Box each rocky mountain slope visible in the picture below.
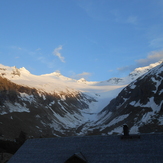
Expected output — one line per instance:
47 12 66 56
0 61 162 139
86 61 163 135
0 76 97 138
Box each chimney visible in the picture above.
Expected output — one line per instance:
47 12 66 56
123 124 129 136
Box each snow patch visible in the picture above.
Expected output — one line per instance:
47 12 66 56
107 126 122 135
158 116 163 125
49 101 55 106
130 97 161 113
19 93 35 103
129 84 136 89
130 101 136 106
0 102 30 115
130 125 139 134
42 95 46 100
108 114 129 127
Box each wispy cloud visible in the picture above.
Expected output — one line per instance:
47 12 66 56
53 45 65 62
117 65 135 72
117 50 163 72
136 51 163 66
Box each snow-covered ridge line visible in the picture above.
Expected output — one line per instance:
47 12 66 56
0 61 161 90
0 61 162 112
0 61 163 137
100 61 163 85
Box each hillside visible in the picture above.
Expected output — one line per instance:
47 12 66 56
0 61 162 138
0 76 96 138
86 61 163 135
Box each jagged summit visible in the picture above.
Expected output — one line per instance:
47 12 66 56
19 67 31 74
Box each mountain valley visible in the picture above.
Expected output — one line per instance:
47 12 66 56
0 61 163 139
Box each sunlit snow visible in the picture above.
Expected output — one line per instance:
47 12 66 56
0 62 162 123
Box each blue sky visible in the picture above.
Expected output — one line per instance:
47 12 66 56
1 0 163 81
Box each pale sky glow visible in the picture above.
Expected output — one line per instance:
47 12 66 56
1 0 163 81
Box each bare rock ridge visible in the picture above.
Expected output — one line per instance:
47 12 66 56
0 61 163 138
90 61 163 135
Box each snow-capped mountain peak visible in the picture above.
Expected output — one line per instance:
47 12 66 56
0 61 162 113
99 61 163 86
1 60 163 138
129 61 162 80
77 78 88 83
19 67 31 75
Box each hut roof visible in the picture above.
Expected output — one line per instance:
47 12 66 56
8 134 163 163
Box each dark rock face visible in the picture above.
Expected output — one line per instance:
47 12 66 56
90 62 163 135
0 77 96 139
1 62 163 138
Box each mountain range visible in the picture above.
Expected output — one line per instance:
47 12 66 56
0 61 162 139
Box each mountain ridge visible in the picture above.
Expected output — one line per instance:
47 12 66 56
0 61 162 138
1 61 161 112
85 61 163 135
